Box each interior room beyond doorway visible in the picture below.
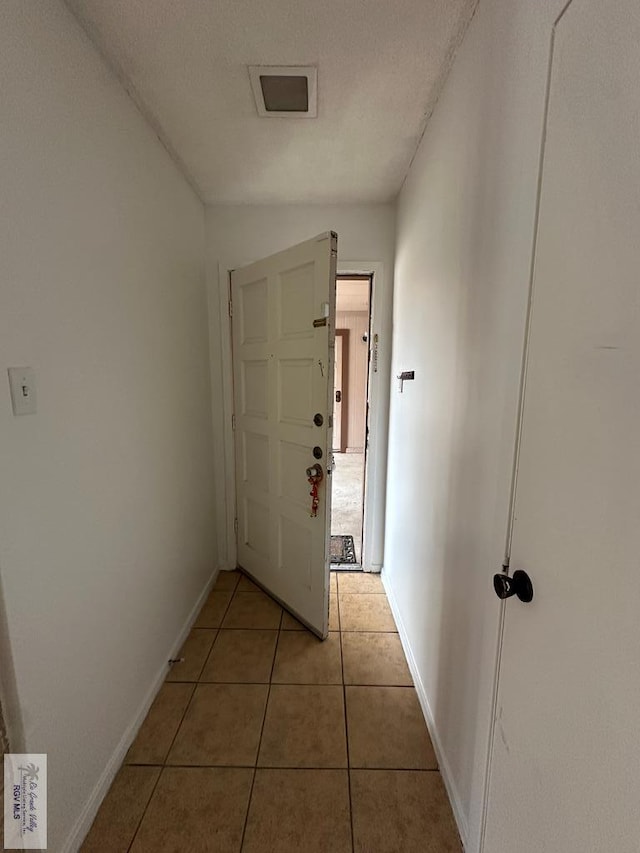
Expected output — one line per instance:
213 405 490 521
331 275 371 568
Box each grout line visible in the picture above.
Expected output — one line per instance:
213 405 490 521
192 632 218 682
195 587 240 668
191 626 396 631
124 762 440 771
152 581 240 764
238 604 282 850
157 684 197 767
166 679 411 687
337 591 355 853
125 679 197 852
197 625 284 631
239 767 257 851
125 766 165 853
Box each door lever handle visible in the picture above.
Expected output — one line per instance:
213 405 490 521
493 569 534 603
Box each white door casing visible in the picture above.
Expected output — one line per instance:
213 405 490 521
231 233 337 637
333 331 345 451
336 263 385 572
485 2 640 851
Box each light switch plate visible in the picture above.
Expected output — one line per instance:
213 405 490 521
8 367 37 415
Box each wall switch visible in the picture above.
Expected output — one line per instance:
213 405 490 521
8 367 37 415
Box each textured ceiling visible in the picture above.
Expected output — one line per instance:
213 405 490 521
65 0 476 205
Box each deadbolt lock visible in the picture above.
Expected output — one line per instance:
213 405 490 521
313 446 323 459
313 413 324 427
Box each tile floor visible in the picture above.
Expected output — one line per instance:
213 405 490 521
82 571 461 853
331 452 365 563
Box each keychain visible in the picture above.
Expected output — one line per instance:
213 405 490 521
306 464 324 517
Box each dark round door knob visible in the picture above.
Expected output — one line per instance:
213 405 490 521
493 569 534 603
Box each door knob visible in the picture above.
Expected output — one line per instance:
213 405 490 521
335 390 342 403
493 569 534 603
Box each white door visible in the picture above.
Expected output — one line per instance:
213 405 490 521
231 233 337 638
485 3 640 851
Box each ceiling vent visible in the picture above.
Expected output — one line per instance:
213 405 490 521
249 66 317 118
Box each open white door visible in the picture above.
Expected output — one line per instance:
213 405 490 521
485 3 640 850
230 233 337 638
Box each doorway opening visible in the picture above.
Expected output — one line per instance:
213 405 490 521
330 274 372 570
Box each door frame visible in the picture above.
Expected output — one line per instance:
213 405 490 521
215 257 389 575
333 329 349 453
335 262 385 573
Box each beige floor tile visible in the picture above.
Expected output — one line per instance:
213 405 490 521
346 686 437 769
212 570 241 592
222 590 282 629
243 769 352 853
193 590 233 629
281 609 305 630
237 573 261 592
167 683 268 766
338 572 384 594
126 683 194 765
165 629 216 682
200 629 277 683
351 770 461 853
342 632 412 686
330 573 338 593
280 596 339 631
81 766 160 852
272 631 342 684
130 767 252 853
339 593 396 631
258 685 347 768
329 593 340 630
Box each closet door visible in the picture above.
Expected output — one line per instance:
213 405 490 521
485 3 640 851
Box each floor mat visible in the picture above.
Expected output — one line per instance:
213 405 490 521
330 534 357 565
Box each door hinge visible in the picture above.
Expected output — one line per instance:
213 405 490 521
231 413 236 431
228 297 233 317
234 517 239 538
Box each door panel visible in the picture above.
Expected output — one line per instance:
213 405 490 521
231 233 337 637
485 3 640 851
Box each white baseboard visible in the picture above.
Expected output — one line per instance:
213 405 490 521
382 571 470 851
61 564 222 853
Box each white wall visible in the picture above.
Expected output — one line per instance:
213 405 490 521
384 0 565 850
206 204 395 571
0 2 216 849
